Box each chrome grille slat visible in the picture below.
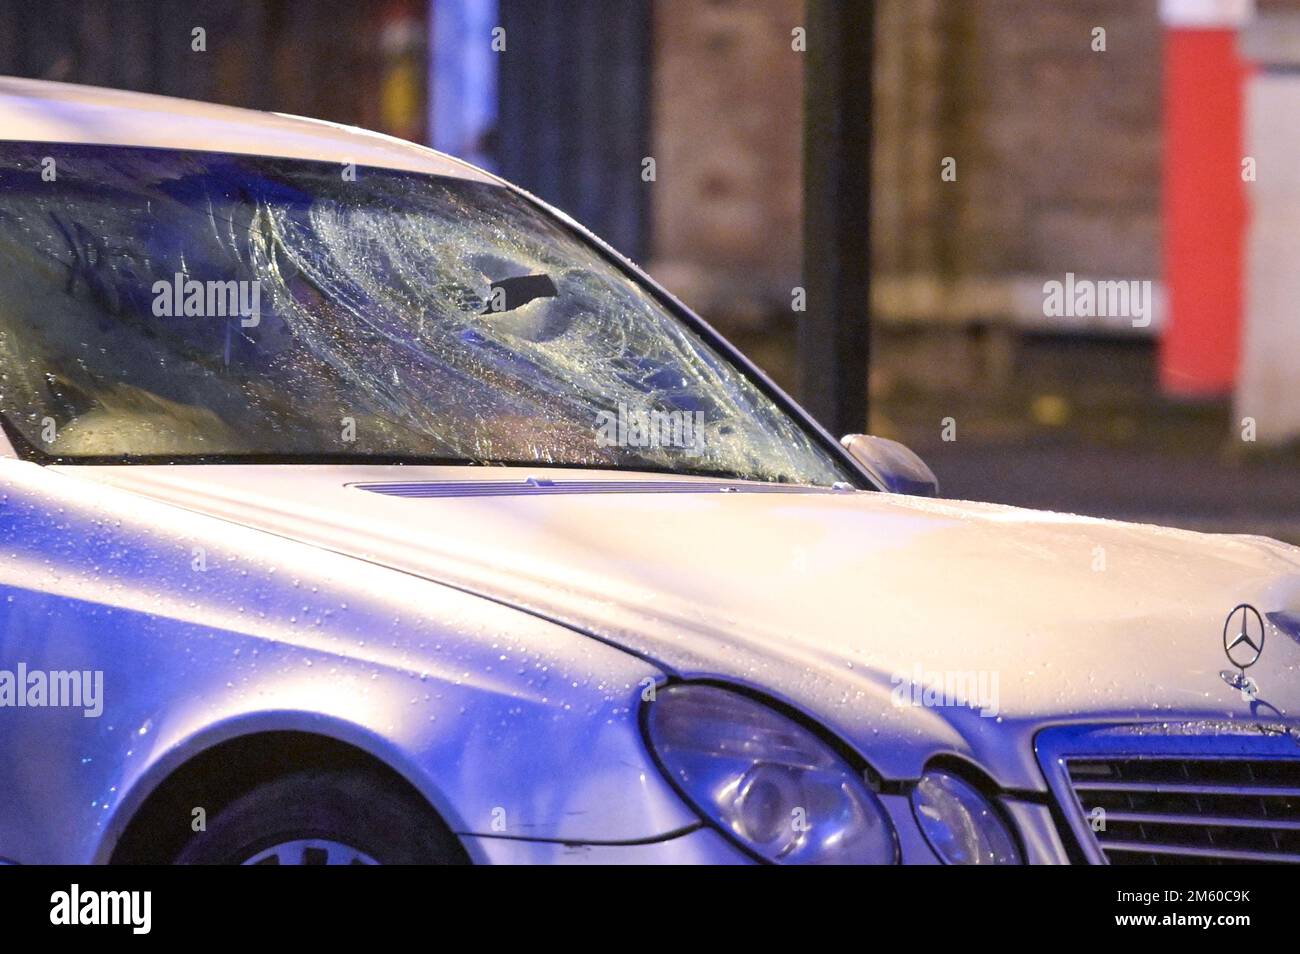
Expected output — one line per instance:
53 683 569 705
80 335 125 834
1071 780 1300 798
1036 723 1300 865
1104 811 1300 831
1101 841 1300 864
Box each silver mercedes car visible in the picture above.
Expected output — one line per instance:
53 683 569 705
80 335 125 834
2 78 1298 866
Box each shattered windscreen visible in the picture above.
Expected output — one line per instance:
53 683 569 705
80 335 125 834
0 143 853 486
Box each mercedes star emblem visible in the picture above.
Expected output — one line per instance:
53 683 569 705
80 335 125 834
1223 603 1266 670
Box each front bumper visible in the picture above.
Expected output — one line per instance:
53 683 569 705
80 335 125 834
459 794 1072 864
459 826 751 864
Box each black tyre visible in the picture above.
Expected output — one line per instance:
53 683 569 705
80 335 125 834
175 768 466 865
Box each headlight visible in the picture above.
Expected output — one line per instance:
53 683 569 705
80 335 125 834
644 683 897 864
910 770 1022 864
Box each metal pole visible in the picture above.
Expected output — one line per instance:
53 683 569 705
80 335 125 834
800 0 873 437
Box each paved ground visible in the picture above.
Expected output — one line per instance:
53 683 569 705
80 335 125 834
735 325 1300 544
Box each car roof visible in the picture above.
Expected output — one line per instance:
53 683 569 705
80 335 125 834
0 76 497 183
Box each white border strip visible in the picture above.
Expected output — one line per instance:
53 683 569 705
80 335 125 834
1159 0 1255 29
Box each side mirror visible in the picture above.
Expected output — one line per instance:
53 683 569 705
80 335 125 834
840 434 940 497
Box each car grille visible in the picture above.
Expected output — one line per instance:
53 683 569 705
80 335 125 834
1065 755 1300 864
1037 723 1300 865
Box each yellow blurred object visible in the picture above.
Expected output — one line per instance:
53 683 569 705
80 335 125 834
379 3 425 143
381 61 421 141
1030 394 1070 428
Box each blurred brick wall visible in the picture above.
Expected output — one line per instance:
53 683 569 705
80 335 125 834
874 0 1164 327
875 0 1162 278
649 0 1168 332
649 0 805 327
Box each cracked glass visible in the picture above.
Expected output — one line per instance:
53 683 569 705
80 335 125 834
0 144 853 486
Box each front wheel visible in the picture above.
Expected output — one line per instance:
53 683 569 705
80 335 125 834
174 768 466 865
